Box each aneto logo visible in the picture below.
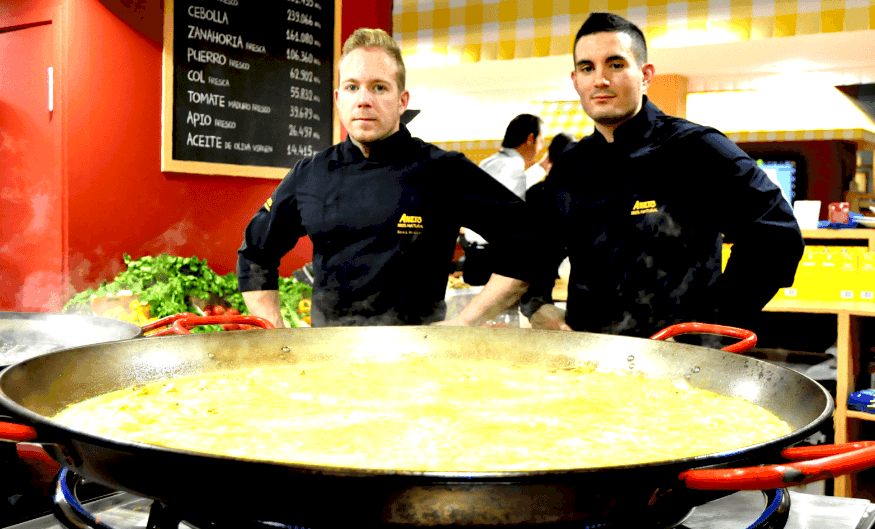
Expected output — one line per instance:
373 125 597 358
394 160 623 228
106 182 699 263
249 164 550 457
397 213 424 234
631 200 658 215
399 213 423 224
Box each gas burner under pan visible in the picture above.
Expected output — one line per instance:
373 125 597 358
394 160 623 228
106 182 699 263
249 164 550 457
37 468 859 529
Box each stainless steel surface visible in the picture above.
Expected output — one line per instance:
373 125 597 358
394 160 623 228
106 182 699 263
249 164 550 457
4 494 176 529
0 314 141 529
0 312 141 366
682 490 875 529
1 326 833 428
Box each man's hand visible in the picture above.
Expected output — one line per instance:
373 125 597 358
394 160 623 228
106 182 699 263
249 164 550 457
241 290 285 329
539 153 552 173
435 274 529 326
434 316 467 326
528 304 572 331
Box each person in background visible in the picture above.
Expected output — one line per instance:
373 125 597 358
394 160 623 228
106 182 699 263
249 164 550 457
524 132 575 191
237 29 548 328
517 132 577 312
445 12 804 339
461 114 544 286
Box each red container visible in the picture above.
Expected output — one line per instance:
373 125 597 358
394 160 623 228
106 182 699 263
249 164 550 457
829 202 850 224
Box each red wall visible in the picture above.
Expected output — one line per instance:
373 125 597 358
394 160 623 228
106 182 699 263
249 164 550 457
0 0 392 311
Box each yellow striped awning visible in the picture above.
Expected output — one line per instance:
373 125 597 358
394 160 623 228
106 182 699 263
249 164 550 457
727 129 875 150
393 0 875 65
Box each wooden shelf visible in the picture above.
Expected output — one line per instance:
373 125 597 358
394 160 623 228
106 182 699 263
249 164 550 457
767 229 875 498
801 229 875 251
764 296 870 498
848 411 875 422
764 298 875 316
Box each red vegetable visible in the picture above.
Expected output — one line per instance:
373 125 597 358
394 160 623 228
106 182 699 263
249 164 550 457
221 323 255 331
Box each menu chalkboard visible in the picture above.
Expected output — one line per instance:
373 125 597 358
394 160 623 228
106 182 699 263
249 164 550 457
161 0 338 178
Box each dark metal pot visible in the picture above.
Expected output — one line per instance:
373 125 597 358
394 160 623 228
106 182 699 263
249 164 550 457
0 324 869 527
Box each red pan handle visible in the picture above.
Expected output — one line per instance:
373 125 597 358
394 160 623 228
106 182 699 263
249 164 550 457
16 442 61 474
0 422 38 442
170 315 275 334
649 322 757 353
140 312 199 336
143 313 275 336
680 441 875 490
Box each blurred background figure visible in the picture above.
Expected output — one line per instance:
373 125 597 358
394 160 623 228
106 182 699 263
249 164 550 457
524 132 575 191
461 114 544 286
525 132 575 200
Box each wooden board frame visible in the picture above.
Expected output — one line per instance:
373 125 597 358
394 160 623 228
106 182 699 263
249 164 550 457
160 0 341 179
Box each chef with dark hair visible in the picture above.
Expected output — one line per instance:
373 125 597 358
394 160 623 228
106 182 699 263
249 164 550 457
461 113 544 286
445 13 804 338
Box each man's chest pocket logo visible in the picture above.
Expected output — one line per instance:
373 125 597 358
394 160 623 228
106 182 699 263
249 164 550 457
397 213 424 235
631 200 658 215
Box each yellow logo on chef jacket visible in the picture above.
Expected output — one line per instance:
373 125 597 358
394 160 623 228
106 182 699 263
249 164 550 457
397 213 424 235
264 197 273 211
631 200 658 215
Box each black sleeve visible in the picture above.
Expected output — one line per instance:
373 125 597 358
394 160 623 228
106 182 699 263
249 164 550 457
237 162 309 292
518 263 562 318
447 153 558 282
519 179 567 318
696 133 805 325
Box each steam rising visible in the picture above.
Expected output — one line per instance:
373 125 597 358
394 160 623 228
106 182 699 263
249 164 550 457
600 205 722 345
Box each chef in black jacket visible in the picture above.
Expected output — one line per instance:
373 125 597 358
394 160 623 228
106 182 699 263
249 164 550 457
445 13 804 338
237 28 546 327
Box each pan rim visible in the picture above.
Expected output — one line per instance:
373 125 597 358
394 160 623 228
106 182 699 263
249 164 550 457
0 327 836 480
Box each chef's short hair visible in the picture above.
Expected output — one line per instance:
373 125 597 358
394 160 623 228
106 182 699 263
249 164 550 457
573 12 648 66
340 28 406 92
501 114 543 149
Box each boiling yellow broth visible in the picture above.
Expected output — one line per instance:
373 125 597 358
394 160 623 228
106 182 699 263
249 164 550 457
51 358 791 471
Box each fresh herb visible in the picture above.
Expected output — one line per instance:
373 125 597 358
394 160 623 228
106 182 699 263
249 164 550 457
279 276 312 328
64 254 312 330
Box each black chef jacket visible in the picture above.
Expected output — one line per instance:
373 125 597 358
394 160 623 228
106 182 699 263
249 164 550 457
523 97 804 337
238 125 548 326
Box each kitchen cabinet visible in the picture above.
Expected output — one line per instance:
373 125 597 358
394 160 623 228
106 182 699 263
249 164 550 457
763 228 875 499
800 228 875 251
0 22 64 311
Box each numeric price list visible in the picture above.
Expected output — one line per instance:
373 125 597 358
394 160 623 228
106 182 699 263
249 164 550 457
171 0 334 169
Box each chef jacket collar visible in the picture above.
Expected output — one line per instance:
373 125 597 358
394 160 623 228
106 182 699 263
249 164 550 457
590 95 658 149
340 124 414 164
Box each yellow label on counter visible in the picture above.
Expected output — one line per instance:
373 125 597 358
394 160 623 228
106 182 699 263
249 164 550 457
860 254 875 302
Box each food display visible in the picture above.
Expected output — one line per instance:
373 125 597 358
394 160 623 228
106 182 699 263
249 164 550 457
89 294 156 326
63 254 312 330
447 273 471 289
52 357 791 471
